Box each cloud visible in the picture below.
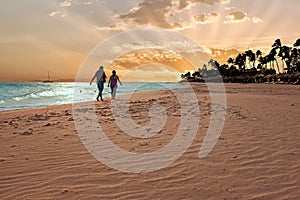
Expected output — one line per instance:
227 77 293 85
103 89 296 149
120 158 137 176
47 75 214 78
252 16 263 23
224 11 249 24
96 18 142 31
118 0 174 29
117 63 182 82
48 10 67 18
224 11 263 24
171 0 231 10
98 0 231 30
49 11 59 17
83 2 93 5
219 0 231 4
224 6 235 11
109 49 193 72
193 12 220 24
210 48 241 63
59 1 72 7
188 0 231 5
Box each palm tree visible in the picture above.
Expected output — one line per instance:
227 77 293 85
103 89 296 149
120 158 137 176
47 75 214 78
181 71 191 80
214 60 220 71
255 50 262 66
256 50 262 57
270 39 282 73
227 57 234 66
293 38 300 47
245 50 256 68
272 38 282 49
268 48 280 73
234 53 246 71
293 38 300 72
208 59 216 69
259 56 267 70
186 71 191 79
219 64 229 76
278 46 291 73
291 48 299 73
192 71 201 79
200 64 208 76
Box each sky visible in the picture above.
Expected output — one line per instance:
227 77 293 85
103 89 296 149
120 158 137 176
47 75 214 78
0 0 299 82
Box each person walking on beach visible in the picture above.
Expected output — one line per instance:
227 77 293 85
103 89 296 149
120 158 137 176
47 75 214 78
90 66 107 101
108 70 122 100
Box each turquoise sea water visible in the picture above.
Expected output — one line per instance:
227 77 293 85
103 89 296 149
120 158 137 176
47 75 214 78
0 82 185 111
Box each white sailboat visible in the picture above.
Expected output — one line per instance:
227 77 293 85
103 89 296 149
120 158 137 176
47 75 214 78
43 72 53 83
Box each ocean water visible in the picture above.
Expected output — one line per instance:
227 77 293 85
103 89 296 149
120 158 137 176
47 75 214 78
0 82 185 111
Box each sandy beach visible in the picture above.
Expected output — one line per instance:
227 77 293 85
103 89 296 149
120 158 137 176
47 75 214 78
0 83 299 200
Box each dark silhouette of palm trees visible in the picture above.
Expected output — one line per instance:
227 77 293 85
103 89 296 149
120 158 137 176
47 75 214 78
259 56 267 69
226 57 239 77
208 59 216 69
255 50 262 70
192 71 201 79
269 39 282 73
227 57 234 65
180 38 300 83
272 39 282 49
234 53 246 70
291 48 299 73
268 48 280 73
245 50 256 69
278 45 291 73
292 39 300 72
293 39 300 47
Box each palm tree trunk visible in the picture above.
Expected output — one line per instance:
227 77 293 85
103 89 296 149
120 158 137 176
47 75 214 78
275 60 280 73
281 59 285 73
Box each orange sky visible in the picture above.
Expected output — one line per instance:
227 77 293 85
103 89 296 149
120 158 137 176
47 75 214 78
0 0 299 82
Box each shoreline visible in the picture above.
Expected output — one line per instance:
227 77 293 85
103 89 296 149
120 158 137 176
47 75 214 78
1 82 299 113
0 82 186 112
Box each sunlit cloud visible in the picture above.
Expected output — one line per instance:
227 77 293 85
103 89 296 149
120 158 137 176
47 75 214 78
219 0 231 4
224 6 235 11
210 48 241 63
252 16 263 24
107 48 198 74
120 64 181 82
120 40 209 55
83 1 93 5
117 0 174 29
191 0 231 5
224 11 250 24
49 11 59 17
96 18 142 31
193 12 220 24
97 0 232 31
59 1 72 7
224 11 263 24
